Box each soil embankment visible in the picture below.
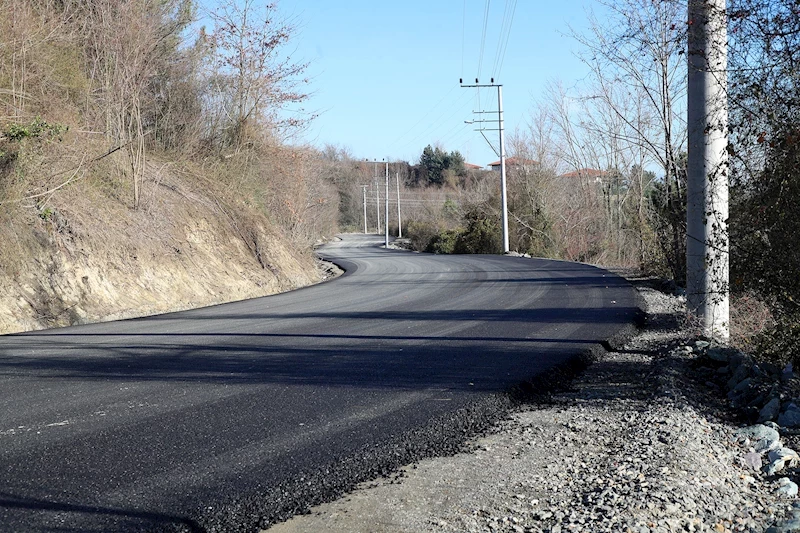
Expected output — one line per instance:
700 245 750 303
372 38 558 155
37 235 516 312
0 163 321 334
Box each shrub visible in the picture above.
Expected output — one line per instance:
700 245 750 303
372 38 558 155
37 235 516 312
425 229 459 254
453 210 502 254
404 220 440 252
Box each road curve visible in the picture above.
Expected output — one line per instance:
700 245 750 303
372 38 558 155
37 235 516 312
0 235 640 532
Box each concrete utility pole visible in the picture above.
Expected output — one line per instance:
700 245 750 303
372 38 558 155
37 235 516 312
374 160 381 234
460 78 510 253
385 161 390 248
497 85 510 254
687 0 729 341
362 185 369 234
396 172 402 239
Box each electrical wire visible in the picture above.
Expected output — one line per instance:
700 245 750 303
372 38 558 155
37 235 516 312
490 0 513 78
476 0 491 112
495 0 518 78
461 0 467 76
396 91 474 153
477 0 491 80
438 121 473 149
386 84 459 149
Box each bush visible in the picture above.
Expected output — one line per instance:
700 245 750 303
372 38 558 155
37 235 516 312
453 210 502 254
404 220 440 252
752 314 800 367
425 229 459 254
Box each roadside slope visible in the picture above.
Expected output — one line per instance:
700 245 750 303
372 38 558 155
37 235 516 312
0 161 321 334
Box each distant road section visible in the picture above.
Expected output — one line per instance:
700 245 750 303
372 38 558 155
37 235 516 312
0 234 639 532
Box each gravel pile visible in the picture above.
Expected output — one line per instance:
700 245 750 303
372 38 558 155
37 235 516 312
267 283 800 533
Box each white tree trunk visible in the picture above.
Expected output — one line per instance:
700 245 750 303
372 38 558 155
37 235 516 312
687 0 729 340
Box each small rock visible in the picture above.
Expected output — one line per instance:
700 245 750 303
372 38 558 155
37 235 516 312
769 448 800 467
783 363 794 383
733 378 753 393
766 520 800 533
743 452 763 471
707 347 729 362
759 398 782 424
695 340 711 350
756 436 782 454
728 363 752 390
766 457 788 476
779 403 800 428
736 424 780 444
776 477 799 498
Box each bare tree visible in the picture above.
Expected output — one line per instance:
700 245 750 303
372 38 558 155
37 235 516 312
207 0 309 150
572 0 688 280
84 0 190 208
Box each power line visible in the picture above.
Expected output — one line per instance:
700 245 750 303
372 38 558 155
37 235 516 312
494 0 518 78
461 0 467 76
387 84 459 150
476 0 491 112
438 121 473 149
490 0 513 78
396 91 474 153
477 0 492 80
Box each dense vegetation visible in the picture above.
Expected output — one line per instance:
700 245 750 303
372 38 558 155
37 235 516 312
0 0 346 281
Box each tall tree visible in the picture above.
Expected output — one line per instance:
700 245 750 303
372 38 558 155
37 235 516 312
572 0 688 281
208 0 309 149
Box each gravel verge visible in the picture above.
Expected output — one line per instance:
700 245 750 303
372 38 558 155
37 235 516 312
266 282 799 533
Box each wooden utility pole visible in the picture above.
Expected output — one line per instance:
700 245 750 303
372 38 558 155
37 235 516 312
687 0 729 340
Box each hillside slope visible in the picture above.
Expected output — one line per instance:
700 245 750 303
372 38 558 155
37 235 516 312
0 159 322 334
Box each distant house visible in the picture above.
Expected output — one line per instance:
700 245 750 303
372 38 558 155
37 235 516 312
464 162 483 171
487 157 538 172
558 168 607 184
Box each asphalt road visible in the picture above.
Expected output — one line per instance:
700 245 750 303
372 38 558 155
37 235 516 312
0 234 640 532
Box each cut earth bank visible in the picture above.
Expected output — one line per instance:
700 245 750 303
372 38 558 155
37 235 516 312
268 280 800 533
0 171 336 335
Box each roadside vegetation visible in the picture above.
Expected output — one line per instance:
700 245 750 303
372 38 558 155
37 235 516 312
0 0 353 330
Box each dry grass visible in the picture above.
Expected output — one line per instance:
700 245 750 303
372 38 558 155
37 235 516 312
729 291 775 351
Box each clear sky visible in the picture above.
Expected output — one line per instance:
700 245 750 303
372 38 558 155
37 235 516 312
269 1 603 167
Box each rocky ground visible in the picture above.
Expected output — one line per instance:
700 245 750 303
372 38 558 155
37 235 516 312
267 280 800 533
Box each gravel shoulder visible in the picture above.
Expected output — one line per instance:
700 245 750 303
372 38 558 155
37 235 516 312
266 282 798 533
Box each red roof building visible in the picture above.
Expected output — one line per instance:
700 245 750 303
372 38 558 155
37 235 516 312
487 157 538 171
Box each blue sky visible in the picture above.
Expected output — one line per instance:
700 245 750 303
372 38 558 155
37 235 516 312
251 1 604 166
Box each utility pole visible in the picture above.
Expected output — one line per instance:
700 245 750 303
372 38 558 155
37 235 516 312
385 161 390 248
460 78 510 253
361 185 368 234
373 159 381 234
396 172 402 239
687 0 729 341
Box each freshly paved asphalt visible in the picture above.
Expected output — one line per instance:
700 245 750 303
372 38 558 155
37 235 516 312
0 234 640 532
